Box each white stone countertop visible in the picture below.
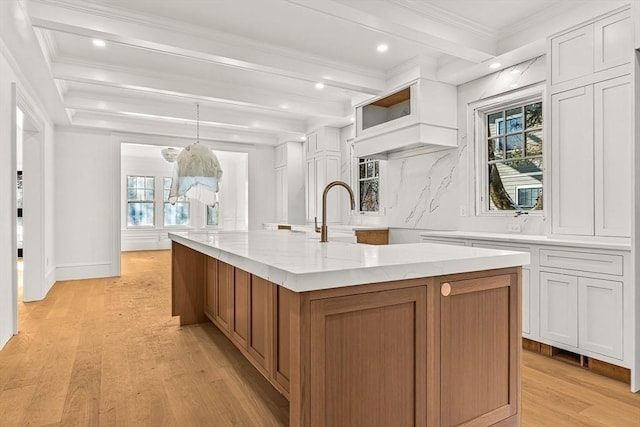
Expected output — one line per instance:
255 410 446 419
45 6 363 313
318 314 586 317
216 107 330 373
419 230 631 251
169 230 530 293
262 222 389 233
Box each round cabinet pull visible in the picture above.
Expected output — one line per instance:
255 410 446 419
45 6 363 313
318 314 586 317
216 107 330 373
441 282 451 297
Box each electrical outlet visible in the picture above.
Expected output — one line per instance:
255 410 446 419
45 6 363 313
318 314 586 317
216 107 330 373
459 205 467 217
508 223 522 233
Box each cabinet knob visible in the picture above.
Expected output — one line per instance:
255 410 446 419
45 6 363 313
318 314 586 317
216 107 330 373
441 282 451 297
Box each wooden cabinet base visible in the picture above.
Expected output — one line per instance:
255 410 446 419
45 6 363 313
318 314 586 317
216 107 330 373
172 242 522 427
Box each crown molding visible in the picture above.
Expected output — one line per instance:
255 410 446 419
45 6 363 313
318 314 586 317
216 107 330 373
387 0 497 41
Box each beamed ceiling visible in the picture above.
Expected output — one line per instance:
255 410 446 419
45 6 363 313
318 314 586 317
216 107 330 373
18 0 629 146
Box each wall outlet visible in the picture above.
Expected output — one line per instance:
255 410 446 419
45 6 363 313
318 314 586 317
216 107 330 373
507 223 522 233
459 205 467 217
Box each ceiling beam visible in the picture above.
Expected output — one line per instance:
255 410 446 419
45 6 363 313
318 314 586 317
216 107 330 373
28 0 386 94
285 0 497 64
64 91 308 135
52 60 348 119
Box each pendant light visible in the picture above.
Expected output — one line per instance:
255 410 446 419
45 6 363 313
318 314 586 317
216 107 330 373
167 103 223 205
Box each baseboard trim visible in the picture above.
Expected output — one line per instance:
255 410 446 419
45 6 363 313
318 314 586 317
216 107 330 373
56 262 115 281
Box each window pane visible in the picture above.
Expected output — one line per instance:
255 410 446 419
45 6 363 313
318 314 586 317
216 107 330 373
488 159 543 211
516 187 543 210
145 189 154 200
127 202 154 226
360 180 379 212
525 130 543 156
505 108 523 133
487 112 503 137
525 102 542 129
164 177 171 190
366 161 374 178
506 134 523 159
164 202 189 226
207 203 219 226
127 188 136 200
488 137 504 161
374 162 379 177
127 176 135 188
145 177 154 188
359 163 366 179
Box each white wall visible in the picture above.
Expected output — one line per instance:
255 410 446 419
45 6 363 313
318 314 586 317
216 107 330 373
121 143 249 251
55 128 120 280
384 56 547 243
248 144 276 230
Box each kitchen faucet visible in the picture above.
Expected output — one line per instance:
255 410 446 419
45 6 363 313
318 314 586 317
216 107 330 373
316 181 356 242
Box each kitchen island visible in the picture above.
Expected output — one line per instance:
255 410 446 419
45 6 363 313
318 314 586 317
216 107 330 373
170 230 530 427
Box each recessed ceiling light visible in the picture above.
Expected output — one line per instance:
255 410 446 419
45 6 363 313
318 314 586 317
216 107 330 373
511 83 519 88
510 69 521 74
300 135 307 141
281 104 289 109
489 62 501 69
92 39 106 48
377 44 388 53
350 117 355 122
315 82 325 90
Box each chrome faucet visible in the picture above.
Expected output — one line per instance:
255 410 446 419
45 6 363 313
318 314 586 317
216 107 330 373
319 181 356 242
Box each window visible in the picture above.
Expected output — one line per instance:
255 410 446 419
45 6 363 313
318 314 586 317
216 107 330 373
206 202 219 226
485 100 543 212
358 158 379 212
163 177 189 226
127 176 155 226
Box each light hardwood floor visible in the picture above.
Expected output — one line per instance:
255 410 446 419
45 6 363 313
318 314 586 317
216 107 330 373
1 250 638 426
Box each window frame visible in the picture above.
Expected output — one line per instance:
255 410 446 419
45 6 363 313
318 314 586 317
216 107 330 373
472 84 546 217
349 142 385 216
126 175 156 228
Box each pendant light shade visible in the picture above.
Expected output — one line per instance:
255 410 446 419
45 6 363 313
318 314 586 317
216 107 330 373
167 103 223 205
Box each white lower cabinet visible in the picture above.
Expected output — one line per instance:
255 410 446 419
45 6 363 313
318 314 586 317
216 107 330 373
522 268 531 335
578 277 623 359
540 272 578 347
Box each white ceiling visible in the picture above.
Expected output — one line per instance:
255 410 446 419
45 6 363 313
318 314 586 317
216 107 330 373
23 0 629 146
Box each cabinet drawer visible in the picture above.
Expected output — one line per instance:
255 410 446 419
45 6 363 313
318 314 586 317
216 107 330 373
420 237 466 246
539 249 622 276
471 242 530 253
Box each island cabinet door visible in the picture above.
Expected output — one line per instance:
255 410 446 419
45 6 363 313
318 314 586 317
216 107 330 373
438 270 520 427
231 269 250 348
246 275 273 374
213 261 234 333
309 286 427 427
204 257 217 320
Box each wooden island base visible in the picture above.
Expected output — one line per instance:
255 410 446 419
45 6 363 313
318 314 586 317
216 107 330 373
172 242 522 427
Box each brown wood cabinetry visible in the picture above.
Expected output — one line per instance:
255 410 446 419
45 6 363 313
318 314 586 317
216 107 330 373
172 242 521 427
354 229 389 245
309 286 427 426
438 271 520 427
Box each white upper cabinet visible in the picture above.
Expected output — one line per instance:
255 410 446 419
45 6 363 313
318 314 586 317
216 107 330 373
550 9 631 91
551 85 594 236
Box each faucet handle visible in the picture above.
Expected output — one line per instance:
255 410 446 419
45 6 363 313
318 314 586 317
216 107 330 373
314 216 320 233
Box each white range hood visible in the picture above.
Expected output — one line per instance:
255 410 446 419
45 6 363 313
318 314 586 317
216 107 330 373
353 78 458 159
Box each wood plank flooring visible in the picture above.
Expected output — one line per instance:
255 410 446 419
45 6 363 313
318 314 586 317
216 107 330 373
1 250 638 426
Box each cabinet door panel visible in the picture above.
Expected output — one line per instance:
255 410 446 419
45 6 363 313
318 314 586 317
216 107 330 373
232 269 250 348
248 275 272 372
305 159 316 222
594 75 631 237
594 11 632 72
551 24 594 85
324 155 341 224
522 268 531 335
274 286 292 392
215 261 234 333
205 257 217 319
540 272 578 346
440 273 518 427
551 86 594 235
578 277 623 359
310 287 427 427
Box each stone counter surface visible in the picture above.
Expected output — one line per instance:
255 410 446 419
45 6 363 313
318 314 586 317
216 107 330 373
169 230 529 292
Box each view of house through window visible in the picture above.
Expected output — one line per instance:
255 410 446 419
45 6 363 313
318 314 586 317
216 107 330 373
163 177 189 226
358 158 379 212
127 176 155 226
486 100 543 211
207 202 219 226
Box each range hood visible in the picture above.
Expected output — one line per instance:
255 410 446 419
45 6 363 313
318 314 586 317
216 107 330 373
353 79 458 159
